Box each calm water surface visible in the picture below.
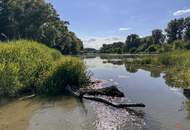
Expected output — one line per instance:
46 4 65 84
0 55 190 130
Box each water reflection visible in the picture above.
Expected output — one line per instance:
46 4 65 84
92 55 190 129
28 96 97 130
100 56 190 88
102 58 162 78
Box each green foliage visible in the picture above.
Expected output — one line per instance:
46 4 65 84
0 40 88 97
125 34 141 52
0 63 21 97
132 50 190 88
165 17 190 42
165 18 184 43
100 42 124 53
145 45 158 53
0 0 83 54
83 48 98 53
172 40 190 50
140 56 156 65
152 29 165 44
44 57 89 95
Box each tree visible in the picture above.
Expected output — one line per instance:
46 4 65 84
112 42 124 54
165 18 184 43
136 36 153 52
0 0 83 54
125 34 140 52
100 42 124 54
152 29 165 44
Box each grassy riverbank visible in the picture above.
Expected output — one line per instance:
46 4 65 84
131 50 190 88
0 40 89 97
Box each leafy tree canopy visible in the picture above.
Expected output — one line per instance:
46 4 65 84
0 0 83 54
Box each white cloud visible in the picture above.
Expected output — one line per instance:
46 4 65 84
82 36 125 49
119 27 131 31
173 8 190 16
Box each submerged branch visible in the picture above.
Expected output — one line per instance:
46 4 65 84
66 85 145 108
83 95 145 108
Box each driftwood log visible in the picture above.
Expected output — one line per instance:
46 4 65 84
83 95 145 108
79 85 125 97
66 85 145 108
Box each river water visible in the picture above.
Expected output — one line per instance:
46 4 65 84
0 55 190 130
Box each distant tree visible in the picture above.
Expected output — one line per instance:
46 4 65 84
112 42 124 53
152 29 165 44
83 48 97 53
136 36 153 52
99 17 190 54
100 42 124 54
125 34 140 52
165 18 184 43
141 36 153 46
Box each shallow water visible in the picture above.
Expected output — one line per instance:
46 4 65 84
0 55 190 130
85 56 190 130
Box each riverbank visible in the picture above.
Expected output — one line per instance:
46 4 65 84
128 50 190 88
0 40 89 97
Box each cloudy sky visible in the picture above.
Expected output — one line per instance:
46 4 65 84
48 0 190 49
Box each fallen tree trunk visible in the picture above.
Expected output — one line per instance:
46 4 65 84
66 85 145 108
79 85 124 97
83 95 145 108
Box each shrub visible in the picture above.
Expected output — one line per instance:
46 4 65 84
145 44 162 53
0 40 88 97
0 63 21 97
172 40 190 50
43 57 89 95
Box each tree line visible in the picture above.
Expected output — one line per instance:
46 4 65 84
0 0 83 54
100 17 190 53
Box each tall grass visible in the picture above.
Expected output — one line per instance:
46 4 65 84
0 40 89 97
133 50 190 88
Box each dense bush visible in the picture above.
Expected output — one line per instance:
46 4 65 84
0 40 88 97
44 57 89 95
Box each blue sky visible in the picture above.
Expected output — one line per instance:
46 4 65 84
48 0 190 49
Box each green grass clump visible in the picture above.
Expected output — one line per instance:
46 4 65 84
159 50 190 67
162 51 190 88
0 40 89 97
132 50 190 88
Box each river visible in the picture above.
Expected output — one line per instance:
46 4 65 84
0 55 190 130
